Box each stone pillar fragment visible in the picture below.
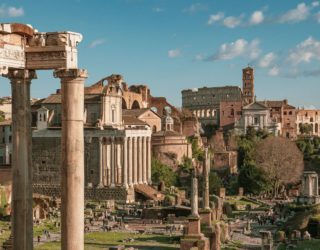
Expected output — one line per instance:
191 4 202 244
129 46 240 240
142 136 147 183
203 148 210 210
128 137 133 186
6 69 37 250
147 137 151 184
54 68 87 250
98 137 104 187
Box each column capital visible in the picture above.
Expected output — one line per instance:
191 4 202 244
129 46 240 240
53 68 88 79
5 68 37 81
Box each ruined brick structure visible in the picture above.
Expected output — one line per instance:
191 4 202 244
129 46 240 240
296 109 320 137
181 67 254 131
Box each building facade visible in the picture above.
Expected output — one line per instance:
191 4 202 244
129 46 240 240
296 109 320 137
234 101 279 135
32 74 152 202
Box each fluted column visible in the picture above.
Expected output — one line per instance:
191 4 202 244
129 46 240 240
128 137 133 186
54 68 87 250
133 137 138 184
142 136 147 184
111 137 115 187
147 137 152 184
98 137 104 187
117 139 122 185
138 137 143 184
106 140 111 186
6 69 36 250
123 137 128 188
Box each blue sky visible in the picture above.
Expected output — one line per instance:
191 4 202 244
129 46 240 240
0 0 319 108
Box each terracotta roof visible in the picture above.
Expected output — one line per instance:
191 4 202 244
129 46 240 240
40 94 101 104
122 115 148 126
123 108 161 118
258 100 287 108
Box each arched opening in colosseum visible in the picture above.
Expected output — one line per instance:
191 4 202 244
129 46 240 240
122 98 128 109
131 100 140 109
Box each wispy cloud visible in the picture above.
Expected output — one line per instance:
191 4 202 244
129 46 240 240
205 38 261 61
223 16 242 28
89 39 106 48
183 3 207 14
287 37 320 65
268 66 280 76
0 5 24 18
279 2 312 23
153 7 164 13
207 12 224 25
168 49 181 58
258 52 277 68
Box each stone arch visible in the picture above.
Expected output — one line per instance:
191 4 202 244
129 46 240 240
131 100 140 109
122 98 127 109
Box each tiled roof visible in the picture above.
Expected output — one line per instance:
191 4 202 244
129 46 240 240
122 115 147 126
152 130 182 137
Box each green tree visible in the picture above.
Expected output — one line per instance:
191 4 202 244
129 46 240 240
151 157 177 187
237 137 255 167
209 171 223 195
299 123 313 135
296 140 307 153
0 111 4 122
238 163 269 195
190 137 204 161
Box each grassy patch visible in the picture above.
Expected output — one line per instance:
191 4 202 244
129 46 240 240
277 239 320 250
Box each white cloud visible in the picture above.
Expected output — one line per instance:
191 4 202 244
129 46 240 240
223 16 242 28
207 38 261 61
0 5 24 18
288 37 320 64
268 66 280 76
89 39 106 48
250 11 264 25
183 3 207 14
258 52 277 68
312 1 320 7
168 49 181 58
279 3 310 23
153 7 164 13
207 12 224 25
194 54 204 61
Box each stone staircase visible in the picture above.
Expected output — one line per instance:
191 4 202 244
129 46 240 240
134 184 164 201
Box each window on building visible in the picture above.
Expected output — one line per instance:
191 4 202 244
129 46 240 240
289 111 292 115
90 170 94 175
284 111 287 115
230 109 234 116
9 136 11 143
311 118 314 122
254 117 259 125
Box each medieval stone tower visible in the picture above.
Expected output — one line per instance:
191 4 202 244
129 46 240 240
242 66 254 104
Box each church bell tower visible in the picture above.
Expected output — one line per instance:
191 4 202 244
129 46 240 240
242 66 254 104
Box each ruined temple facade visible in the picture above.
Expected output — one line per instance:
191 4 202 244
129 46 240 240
32 75 152 202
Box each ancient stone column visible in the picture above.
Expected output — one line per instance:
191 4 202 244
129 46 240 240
123 137 128 187
98 137 104 187
147 137 152 184
6 69 36 250
106 139 111 186
111 137 115 187
54 68 87 250
128 137 133 186
117 139 122 185
133 137 138 184
203 148 210 210
191 171 199 217
142 136 147 184
138 137 143 184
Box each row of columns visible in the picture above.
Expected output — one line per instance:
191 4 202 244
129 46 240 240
6 68 87 250
98 136 151 188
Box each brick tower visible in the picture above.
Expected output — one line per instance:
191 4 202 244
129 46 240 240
242 66 254 104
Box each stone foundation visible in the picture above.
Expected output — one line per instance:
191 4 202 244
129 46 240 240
33 184 134 202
